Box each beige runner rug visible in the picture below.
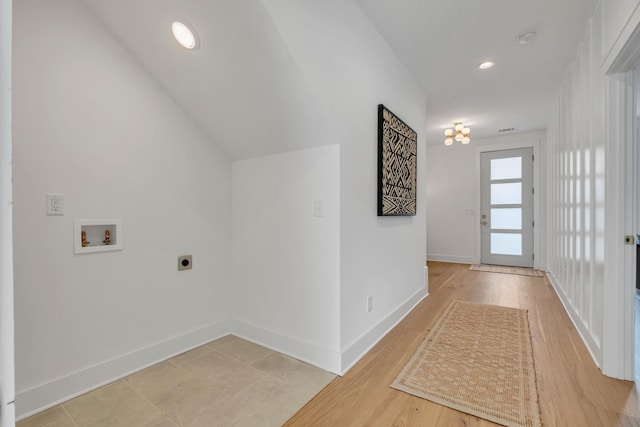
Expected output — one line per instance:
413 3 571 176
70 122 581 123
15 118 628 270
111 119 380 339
391 300 542 427
469 264 544 277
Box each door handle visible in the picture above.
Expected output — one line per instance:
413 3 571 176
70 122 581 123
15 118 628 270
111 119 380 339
481 220 488 225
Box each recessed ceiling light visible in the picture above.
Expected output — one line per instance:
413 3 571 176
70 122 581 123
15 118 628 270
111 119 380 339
172 21 199 50
478 61 494 70
517 31 537 45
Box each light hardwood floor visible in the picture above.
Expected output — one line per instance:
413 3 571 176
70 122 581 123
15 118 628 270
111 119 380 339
285 262 640 427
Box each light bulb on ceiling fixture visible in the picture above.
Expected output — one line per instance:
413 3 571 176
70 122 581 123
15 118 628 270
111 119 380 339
172 21 199 50
478 61 494 70
444 122 471 145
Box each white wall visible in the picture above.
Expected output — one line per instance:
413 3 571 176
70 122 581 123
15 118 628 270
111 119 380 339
426 131 545 267
260 0 428 372
13 0 432 416
426 144 476 264
546 6 606 364
547 0 640 382
0 0 14 424
13 0 232 417
232 145 341 373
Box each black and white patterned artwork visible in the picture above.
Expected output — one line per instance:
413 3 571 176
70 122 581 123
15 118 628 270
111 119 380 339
377 104 417 216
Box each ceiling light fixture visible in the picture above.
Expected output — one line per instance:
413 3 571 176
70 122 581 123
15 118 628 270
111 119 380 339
444 122 471 145
172 21 199 50
478 61 494 70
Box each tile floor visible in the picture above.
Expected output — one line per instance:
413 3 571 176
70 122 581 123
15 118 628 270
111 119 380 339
17 335 336 427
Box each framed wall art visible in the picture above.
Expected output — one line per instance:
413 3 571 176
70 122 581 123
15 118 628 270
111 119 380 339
377 104 417 216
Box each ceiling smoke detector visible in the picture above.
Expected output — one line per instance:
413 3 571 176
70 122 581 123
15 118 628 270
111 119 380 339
517 31 537 45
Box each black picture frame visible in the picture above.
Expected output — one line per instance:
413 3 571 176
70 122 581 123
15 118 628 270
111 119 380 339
377 104 417 216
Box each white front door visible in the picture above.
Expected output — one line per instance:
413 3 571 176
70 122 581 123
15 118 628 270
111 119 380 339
480 148 534 267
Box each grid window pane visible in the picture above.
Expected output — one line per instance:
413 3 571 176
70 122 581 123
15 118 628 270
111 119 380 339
491 183 522 205
491 157 522 180
491 233 522 255
491 208 522 230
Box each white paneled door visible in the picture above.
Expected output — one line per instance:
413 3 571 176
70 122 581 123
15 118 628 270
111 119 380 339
480 148 534 267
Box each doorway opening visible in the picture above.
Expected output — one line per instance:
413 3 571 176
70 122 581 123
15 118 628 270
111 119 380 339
480 148 534 267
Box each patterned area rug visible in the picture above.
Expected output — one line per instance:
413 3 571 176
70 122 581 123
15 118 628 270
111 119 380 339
469 264 544 277
391 300 542 427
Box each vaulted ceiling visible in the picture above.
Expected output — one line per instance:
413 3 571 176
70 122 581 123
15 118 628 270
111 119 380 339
82 0 597 157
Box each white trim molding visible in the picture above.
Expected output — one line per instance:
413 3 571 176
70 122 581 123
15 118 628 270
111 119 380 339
234 284 429 377
545 11 609 377
231 321 342 376
602 69 636 380
340 286 428 375
15 320 231 420
603 1 640 74
546 271 601 367
0 0 14 424
426 254 474 265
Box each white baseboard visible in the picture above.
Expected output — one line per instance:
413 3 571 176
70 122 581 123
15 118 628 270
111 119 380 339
16 285 431 420
232 321 341 375
424 265 429 294
545 271 601 368
16 320 231 420
340 286 428 375
426 254 475 264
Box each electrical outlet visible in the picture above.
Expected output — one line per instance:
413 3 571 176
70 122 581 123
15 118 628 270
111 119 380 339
178 255 192 271
46 193 64 216
367 296 373 313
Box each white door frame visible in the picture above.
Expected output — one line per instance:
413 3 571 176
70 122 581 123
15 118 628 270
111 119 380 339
0 0 14 425
601 17 640 381
474 135 543 270
480 148 534 267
